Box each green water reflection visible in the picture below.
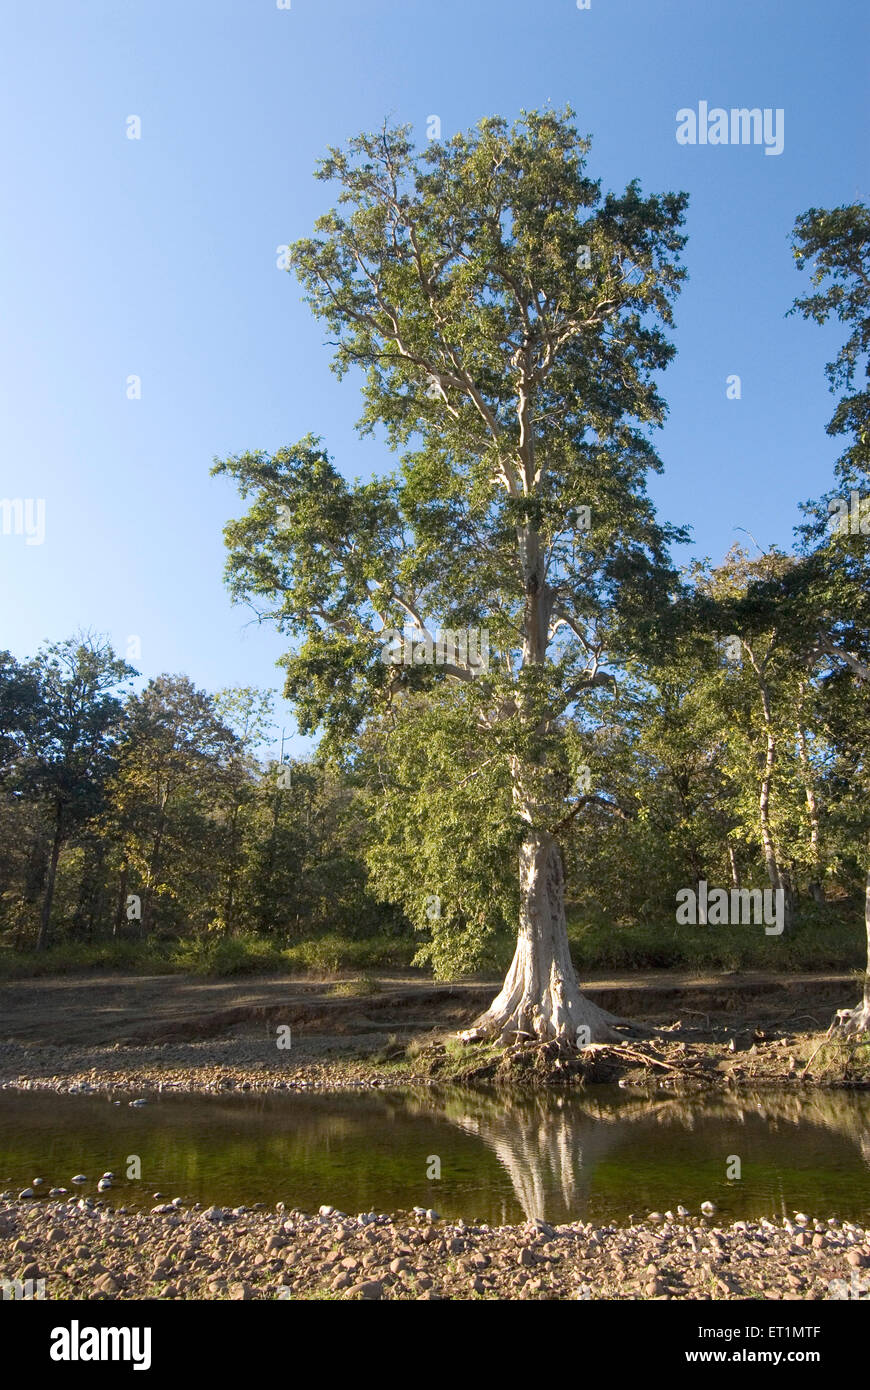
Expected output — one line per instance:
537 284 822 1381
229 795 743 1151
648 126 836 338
0 1086 867 1226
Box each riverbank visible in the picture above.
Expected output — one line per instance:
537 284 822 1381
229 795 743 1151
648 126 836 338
1 1195 867 1301
1 1027 868 1096
0 969 867 1094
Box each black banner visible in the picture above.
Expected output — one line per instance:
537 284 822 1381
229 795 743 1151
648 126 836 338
3 1295 859 1377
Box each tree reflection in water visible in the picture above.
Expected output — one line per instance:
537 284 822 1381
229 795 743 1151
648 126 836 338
405 1087 870 1222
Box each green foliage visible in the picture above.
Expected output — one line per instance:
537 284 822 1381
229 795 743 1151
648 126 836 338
0 931 415 981
360 691 519 977
0 659 401 952
791 203 870 485
566 910 864 973
0 938 178 980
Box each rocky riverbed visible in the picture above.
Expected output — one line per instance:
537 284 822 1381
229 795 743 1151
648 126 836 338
0 1037 430 1096
1 1195 868 1301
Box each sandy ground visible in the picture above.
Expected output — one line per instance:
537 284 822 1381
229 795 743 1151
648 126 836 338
0 968 857 1046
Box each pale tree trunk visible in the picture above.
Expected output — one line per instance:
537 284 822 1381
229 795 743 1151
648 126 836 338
831 836 870 1036
749 658 795 930
796 695 824 905
758 692 781 894
461 515 625 1048
727 841 740 890
464 829 623 1045
142 788 168 937
113 862 129 938
36 816 63 952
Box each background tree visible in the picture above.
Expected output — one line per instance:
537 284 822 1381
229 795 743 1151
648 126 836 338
0 652 45 940
27 636 134 950
212 687 275 934
108 676 235 936
790 202 870 488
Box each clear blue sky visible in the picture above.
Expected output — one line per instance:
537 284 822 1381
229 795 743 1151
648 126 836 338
1 0 866 755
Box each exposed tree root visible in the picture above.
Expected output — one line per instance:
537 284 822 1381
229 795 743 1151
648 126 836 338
445 1034 716 1089
827 1002 870 1039
459 992 630 1048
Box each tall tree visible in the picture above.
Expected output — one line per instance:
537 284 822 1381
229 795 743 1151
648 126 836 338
787 202 870 1032
215 110 688 1043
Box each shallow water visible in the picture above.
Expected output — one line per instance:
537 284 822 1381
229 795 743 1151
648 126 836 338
1 1086 868 1226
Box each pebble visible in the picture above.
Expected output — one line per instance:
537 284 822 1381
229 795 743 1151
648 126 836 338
529 1218 555 1239
347 1279 383 1300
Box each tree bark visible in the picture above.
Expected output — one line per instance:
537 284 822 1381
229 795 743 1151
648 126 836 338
727 842 741 890
464 829 623 1045
142 792 167 936
832 837 870 1036
752 668 795 929
36 813 63 952
461 515 626 1048
224 800 241 934
757 685 781 894
796 696 824 905
113 863 129 938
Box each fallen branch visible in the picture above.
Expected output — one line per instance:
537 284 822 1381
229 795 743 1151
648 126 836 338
584 1042 684 1074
